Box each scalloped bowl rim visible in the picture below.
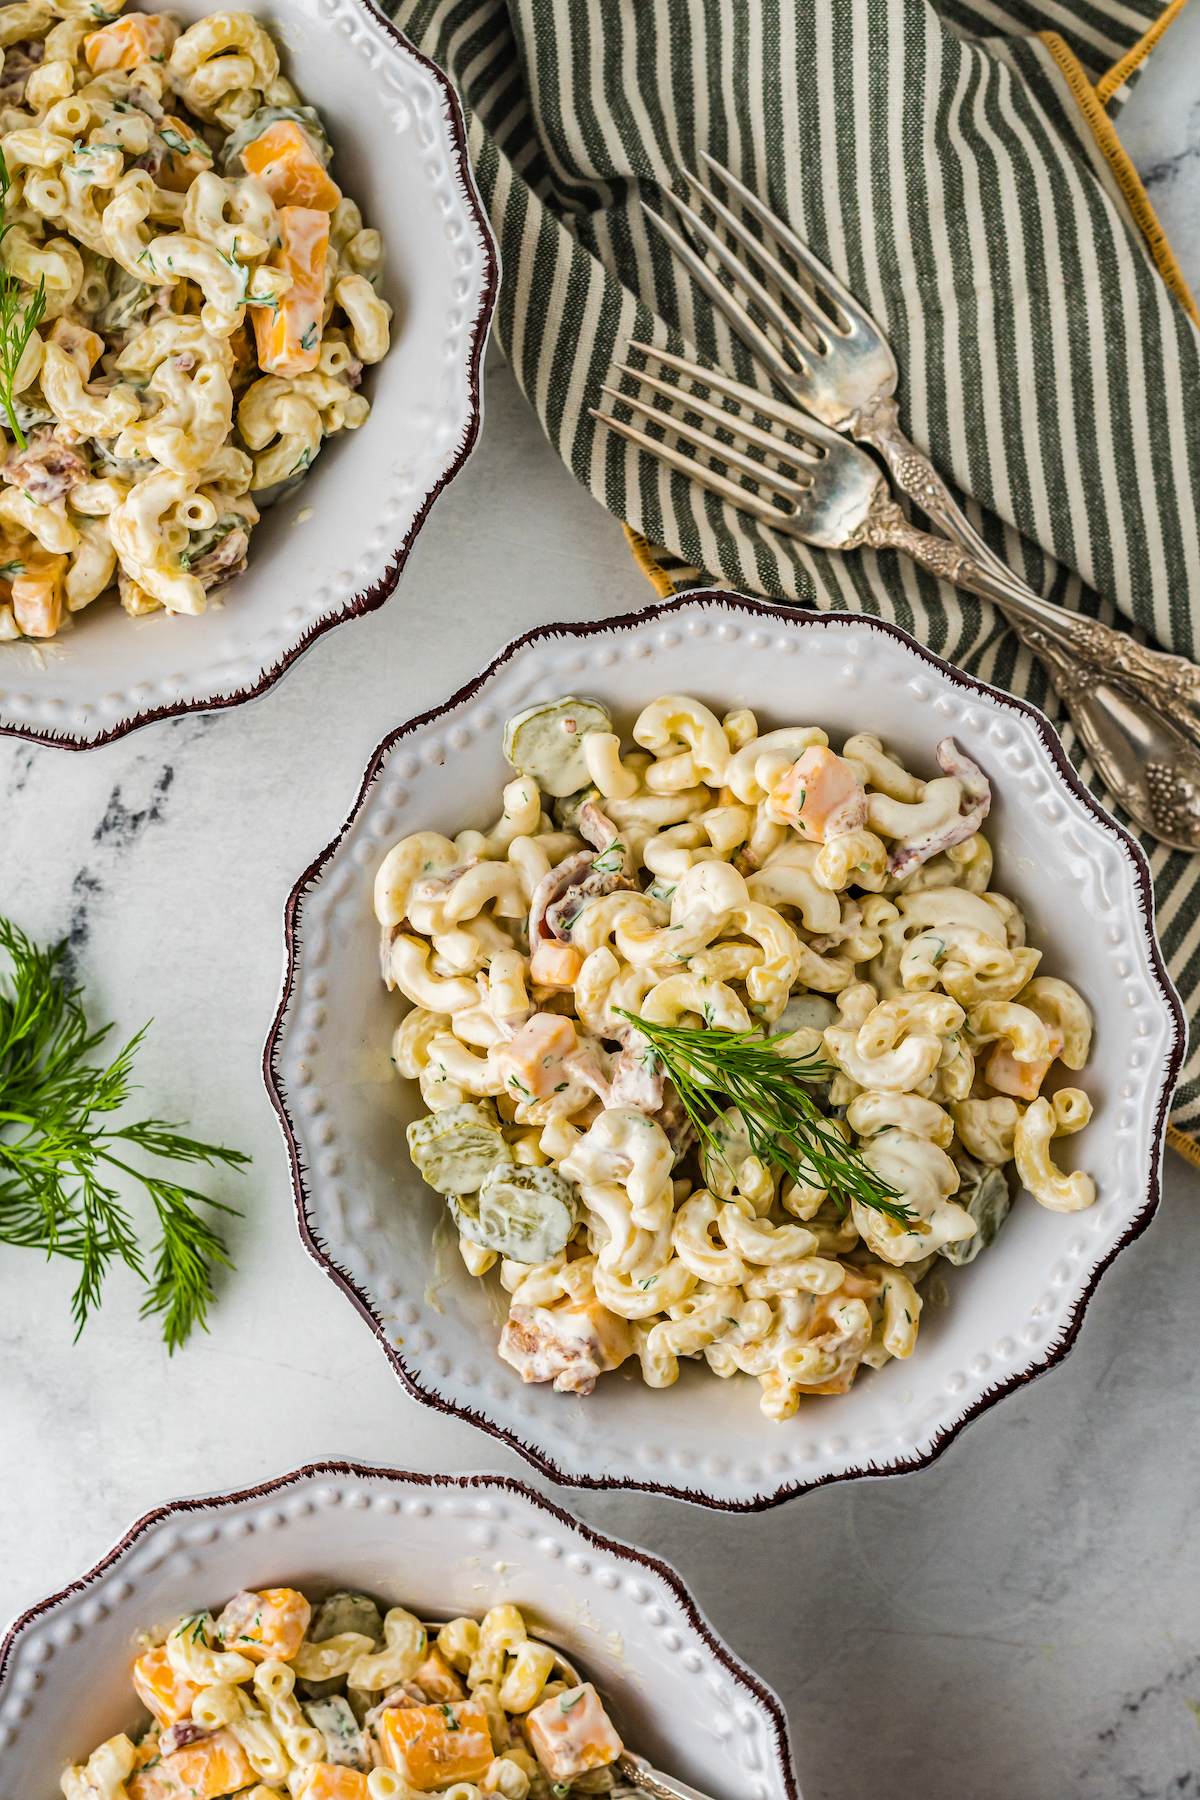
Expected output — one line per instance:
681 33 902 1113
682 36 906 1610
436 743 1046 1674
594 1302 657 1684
0 1462 798 1800
263 591 1184 1510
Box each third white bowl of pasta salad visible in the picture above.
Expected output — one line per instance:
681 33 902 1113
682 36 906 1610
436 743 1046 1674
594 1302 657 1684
0 0 496 746
265 593 1183 1510
0 1464 795 1800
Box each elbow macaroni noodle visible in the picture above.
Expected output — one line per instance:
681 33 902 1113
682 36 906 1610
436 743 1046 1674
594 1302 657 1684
377 697 1098 1420
0 5 390 643
65 1587 626 1800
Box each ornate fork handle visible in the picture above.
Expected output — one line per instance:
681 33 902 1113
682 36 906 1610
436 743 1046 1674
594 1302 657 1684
616 1754 717 1800
856 492 1200 852
853 395 1200 741
850 492 1037 615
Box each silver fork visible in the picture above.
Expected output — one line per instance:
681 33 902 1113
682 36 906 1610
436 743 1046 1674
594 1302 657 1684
590 353 1200 853
633 154 1200 848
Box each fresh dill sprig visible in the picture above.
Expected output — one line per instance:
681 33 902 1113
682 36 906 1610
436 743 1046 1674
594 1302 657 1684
0 149 47 450
614 1008 914 1227
0 916 250 1350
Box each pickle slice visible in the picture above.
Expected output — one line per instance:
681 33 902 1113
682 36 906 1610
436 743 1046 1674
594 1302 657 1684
503 697 612 798
304 1693 370 1763
297 1590 385 1700
939 1152 1012 1265
407 1103 513 1196
309 1591 384 1645
450 1164 579 1263
774 993 838 1034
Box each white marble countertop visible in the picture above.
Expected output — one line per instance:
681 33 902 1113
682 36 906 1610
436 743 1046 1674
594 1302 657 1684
3 32 1200 1800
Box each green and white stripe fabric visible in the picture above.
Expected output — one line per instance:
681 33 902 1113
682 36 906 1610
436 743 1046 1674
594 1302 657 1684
389 0 1200 1136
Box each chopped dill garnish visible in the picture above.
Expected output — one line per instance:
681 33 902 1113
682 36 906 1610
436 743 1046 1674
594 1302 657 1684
614 1008 914 1226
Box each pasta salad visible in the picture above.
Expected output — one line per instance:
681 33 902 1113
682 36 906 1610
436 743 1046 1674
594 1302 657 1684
63 1588 626 1800
0 3 390 641
375 695 1097 1420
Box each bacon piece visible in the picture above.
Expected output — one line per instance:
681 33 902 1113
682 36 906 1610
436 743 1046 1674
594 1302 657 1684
936 736 991 802
578 798 621 853
190 527 249 591
2 429 87 503
653 1077 696 1162
159 1721 213 1757
544 862 637 939
499 1298 632 1395
887 737 992 879
809 897 862 954
528 850 594 944
608 1028 663 1114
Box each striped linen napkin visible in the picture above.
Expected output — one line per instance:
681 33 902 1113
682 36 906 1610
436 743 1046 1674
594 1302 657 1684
389 0 1200 1155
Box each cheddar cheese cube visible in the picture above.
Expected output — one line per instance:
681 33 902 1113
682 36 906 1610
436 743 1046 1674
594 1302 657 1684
131 1645 203 1728
529 941 582 990
376 1697 493 1791
126 1729 252 1800
11 550 68 639
251 206 329 379
525 1683 622 1781
771 746 866 841
214 1586 311 1662
500 1295 632 1396
493 1013 580 1104
411 1645 467 1704
291 1766 369 1800
985 1034 1061 1102
243 121 341 212
154 116 215 195
83 12 176 71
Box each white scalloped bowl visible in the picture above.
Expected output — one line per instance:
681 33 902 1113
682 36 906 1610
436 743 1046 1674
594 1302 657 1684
0 1464 797 1800
264 593 1184 1510
0 0 496 749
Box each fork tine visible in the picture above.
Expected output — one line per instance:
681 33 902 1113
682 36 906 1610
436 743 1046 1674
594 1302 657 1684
676 169 841 350
697 151 886 345
640 202 800 391
590 408 804 538
605 366 824 469
625 342 847 448
660 184 828 369
597 387 812 499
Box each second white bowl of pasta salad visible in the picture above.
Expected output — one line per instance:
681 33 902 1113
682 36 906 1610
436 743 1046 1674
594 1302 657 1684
0 0 496 746
265 593 1183 1510
0 1464 796 1800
